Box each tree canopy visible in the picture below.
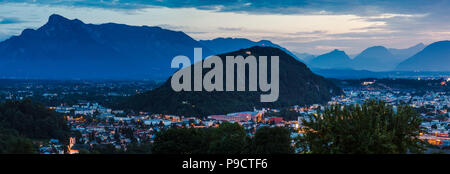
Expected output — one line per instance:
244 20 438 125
253 126 294 154
152 122 293 154
297 100 425 154
0 99 70 153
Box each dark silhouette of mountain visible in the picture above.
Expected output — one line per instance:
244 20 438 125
199 37 300 61
396 41 450 71
388 43 426 60
351 46 401 71
124 46 342 117
0 14 214 80
308 49 352 69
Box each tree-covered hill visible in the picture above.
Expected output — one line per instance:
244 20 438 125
0 99 70 153
123 46 342 117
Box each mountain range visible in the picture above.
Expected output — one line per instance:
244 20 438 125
124 46 342 117
351 46 401 71
0 14 449 81
396 41 450 71
0 14 302 80
309 41 450 78
0 14 217 79
293 52 316 62
305 43 429 72
388 43 426 59
308 49 352 69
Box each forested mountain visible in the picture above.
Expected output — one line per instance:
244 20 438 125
124 46 342 117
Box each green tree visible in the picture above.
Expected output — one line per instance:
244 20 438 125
91 144 121 154
208 122 248 154
126 142 152 154
78 149 90 154
0 99 70 153
252 127 294 154
5 137 35 154
297 100 425 154
152 122 249 154
152 128 209 154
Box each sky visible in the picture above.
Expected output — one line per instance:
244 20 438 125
0 0 449 55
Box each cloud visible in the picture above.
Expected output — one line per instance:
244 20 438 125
315 45 352 51
4 0 447 16
186 31 209 34
157 24 186 30
3 1 449 35
218 27 243 31
7 1 448 34
0 17 25 24
292 30 328 35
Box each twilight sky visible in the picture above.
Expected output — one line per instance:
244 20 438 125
0 0 449 55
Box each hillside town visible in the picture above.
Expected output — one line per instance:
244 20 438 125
32 79 450 154
1 78 449 154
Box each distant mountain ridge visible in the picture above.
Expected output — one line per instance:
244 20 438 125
351 46 401 71
388 43 426 59
308 49 352 69
304 43 426 71
396 41 450 71
293 52 316 62
0 14 214 79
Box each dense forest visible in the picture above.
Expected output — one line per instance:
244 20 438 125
0 99 70 153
